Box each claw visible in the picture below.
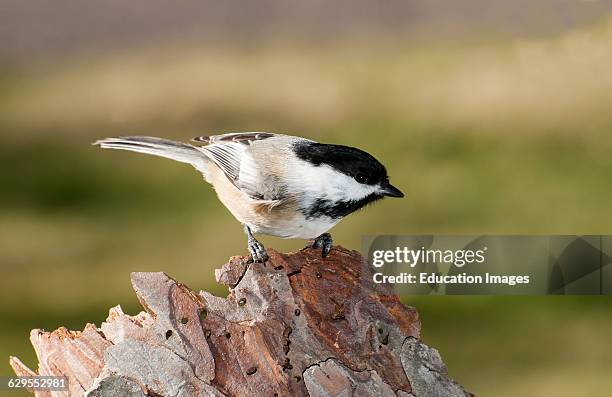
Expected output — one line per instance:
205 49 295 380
248 238 269 262
245 225 268 262
311 233 333 258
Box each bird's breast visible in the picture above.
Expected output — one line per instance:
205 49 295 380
249 212 341 239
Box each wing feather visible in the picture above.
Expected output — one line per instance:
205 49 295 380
192 132 275 145
193 132 278 200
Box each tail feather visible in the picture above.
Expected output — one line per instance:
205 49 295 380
94 136 207 169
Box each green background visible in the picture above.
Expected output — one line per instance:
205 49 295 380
1 3 612 396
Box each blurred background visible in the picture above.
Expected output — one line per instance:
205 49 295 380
1 1 612 396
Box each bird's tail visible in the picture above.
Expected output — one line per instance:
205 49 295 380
93 136 208 169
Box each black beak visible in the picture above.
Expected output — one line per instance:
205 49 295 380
381 181 404 198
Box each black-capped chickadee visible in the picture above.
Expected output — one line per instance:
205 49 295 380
94 133 403 261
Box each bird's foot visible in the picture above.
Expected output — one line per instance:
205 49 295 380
248 237 269 262
244 225 268 262
311 233 333 258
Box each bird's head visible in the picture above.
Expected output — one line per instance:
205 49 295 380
293 142 404 205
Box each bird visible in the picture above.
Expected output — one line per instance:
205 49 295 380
94 132 404 261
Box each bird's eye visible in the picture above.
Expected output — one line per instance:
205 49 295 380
355 173 368 184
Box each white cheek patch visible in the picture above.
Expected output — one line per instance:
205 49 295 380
328 172 379 201
287 160 379 202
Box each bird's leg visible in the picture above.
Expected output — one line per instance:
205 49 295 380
244 225 268 262
311 233 333 258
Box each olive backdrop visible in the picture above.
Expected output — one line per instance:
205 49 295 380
1 2 612 396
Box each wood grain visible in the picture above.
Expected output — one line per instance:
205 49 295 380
10 246 471 397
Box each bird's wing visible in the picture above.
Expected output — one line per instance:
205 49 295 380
193 132 278 200
192 132 276 146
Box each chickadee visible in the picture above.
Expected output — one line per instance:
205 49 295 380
94 133 403 261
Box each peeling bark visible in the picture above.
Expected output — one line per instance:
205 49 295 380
10 246 472 396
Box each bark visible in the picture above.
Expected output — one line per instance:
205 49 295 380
10 246 472 397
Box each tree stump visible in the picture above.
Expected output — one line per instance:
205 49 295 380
10 246 472 396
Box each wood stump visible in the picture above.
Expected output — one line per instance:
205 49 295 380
10 246 472 396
